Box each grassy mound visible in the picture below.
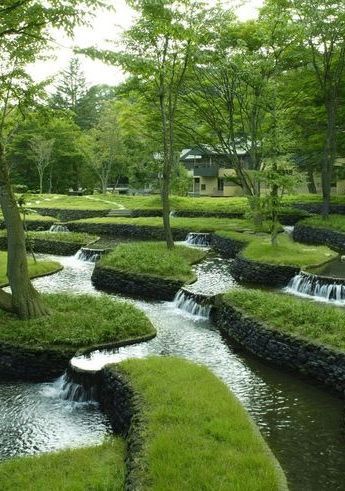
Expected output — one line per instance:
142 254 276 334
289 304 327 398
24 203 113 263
0 252 61 286
223 289 345 351
301 215 345 233
0 294 155 350
99 242 207 283
242 234 336 267
73 215 273 234
0 438 125 491
111 357 287 490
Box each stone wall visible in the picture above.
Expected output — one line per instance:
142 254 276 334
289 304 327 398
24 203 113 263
0 219 56 231
0 342 73 381
294 203 345 215
210 233 247 258
0 236 83 255
230 255 299 287
293 223 345 252
214 302 345 397
32 207 109 221
92 264 184 300
68 221 190 241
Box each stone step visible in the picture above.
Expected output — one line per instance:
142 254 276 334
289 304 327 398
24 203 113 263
107 209 133 217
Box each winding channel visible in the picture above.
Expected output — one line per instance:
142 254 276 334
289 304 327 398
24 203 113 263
0 252 345 490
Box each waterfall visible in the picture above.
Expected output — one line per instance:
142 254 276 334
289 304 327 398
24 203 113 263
285 272 345 304
283 226 294 235
49 224 70 233
174 290 211 318
45 372 96 403
75 248 101 262
169 210 177 217
185 232 211 247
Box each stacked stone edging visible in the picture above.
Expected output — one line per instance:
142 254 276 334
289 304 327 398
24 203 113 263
32 207 109 221
214 302 345 397
230 255 299 287
211 233 247 258
68 221 190 241
0 342 74 381
294 203 345 215
91 264 184 300
0 219 56 231
0 236 85 255
293 223 345 252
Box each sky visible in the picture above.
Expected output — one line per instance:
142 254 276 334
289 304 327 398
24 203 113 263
28 0 264 91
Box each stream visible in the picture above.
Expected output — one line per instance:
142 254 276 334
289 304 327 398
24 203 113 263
0 252 345 490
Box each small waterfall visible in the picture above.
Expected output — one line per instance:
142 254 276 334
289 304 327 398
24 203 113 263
286 272 345 304
174 290 211 318
283 225 294 235
45 372 96 403
185 232 211 247
49 224 70 233
169 210 177 217
75 247 101 262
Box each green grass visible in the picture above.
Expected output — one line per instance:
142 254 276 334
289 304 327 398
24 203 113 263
0 230 97 245
301 214 345 233
223 289 345 351
100 242 207 283
0 438 125 491
111 357 287 490
242 234 337 267
24 194 120 210
74 215 273 233
282 194 345 205
0 294 155 349
0 252 61 286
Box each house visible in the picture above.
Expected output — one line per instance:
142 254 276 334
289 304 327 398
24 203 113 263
180 144 249 197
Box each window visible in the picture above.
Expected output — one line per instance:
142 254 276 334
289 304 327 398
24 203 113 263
195 178 200 183
218 178 224 191
201 184 206 190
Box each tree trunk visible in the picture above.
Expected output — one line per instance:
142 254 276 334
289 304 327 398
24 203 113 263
270 182 279 247
0 144 49 319
321 97 336 218
48 165 53 194
39 171 43 194
307 168 317 194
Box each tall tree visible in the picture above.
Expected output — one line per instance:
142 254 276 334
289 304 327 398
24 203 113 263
29 135 55 194
51 57 87 114
0 0 105 319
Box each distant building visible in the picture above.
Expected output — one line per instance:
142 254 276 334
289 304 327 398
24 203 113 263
180 144 249 197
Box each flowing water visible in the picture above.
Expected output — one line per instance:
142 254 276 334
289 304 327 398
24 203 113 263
0 253 345 490
285 272 345 305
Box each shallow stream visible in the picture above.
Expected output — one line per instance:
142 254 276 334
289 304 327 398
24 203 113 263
0 253 344 490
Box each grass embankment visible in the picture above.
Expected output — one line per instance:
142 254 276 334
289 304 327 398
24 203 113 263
223 289 345 352
241 234 337 268
0 230 97 245
0 252 61 286
282 194 345 205
0 294 155 349
301 215 345 233
100 242 207 283
111 357 287 490
24 194 120 210
0 438 125 491
73 215 273 233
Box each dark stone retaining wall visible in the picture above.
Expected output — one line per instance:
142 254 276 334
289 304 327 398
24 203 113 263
293 223 345 252
0 236 83 255
230 255 299 287
68 221 190 241
92 264 184 300
214 303 345 397
0 343 74 381
32 207 109 221
294 203 345 215
210 233 247 258
0 219 56 231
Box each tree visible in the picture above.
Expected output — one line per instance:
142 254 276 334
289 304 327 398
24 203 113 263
0 0 105 319
84 0 208 248
277 0 345 216
29 135 55 194
50 58 87 114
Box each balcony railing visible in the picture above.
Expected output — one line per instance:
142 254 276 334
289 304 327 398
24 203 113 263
193 164 218 177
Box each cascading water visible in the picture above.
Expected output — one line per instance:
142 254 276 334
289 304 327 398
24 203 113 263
47 372 97 403
173 290 212 319
285 272 345 304
185 232 211 247
75 248 101 262
283 225 294 235
49 224 70 233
